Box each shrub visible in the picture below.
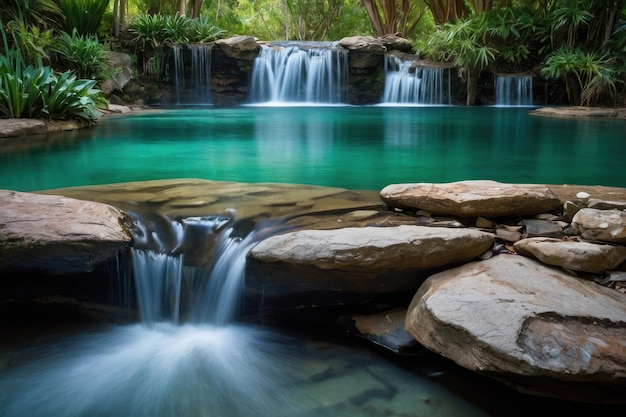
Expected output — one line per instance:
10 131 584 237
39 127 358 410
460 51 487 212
0 55 51 119
41 71 106 122
6 19 55 65
190 15 227 43
541 46 621 106
55 29 109 80
58 0 111 36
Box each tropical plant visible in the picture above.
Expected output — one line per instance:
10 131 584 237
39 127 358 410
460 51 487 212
55 29 109 80
0 17 107 122
0 57 50 119
6 19 56 65
161 13 193 44
41 72 106 122
417 15 496 105
541 46 621 106
58 0 111 36
190 14 227 43
129 13 171 81
0 0 62 28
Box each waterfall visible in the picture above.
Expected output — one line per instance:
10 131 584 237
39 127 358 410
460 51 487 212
129 214 287 326
170 44 213 104
248 42 348 104
188 44 212 103
494 74 533 106
171 45 185 103
382 55 451 105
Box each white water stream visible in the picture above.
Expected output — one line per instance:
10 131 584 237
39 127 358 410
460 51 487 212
248 43 348 104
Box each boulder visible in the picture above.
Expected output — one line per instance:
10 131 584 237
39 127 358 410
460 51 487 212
405 254 626 403
215 35 259 60
99 51 133 96
247 225 494 294
572 208 626 244
0 190 133 275
339 36 386 54
380 180 562 218
379 34 413 52
514 237 626 274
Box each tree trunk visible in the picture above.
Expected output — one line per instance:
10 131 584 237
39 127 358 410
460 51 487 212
178 0 186 15
191 0 204 18
426 0 468 25
113 0 119 37
468 0 493 15
361 0 385 36
466 67 479 105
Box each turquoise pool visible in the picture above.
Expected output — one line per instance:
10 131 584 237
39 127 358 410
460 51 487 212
1 106 624 192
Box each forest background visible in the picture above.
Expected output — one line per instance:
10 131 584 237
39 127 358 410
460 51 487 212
1 0 626 122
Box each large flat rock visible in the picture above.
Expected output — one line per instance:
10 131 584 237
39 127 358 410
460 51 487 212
380 180 562 218
0 190 132 274
247 225 494 295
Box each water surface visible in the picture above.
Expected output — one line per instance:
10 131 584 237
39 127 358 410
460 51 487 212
1 106 624 192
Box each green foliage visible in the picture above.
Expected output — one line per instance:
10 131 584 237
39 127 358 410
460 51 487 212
0 54 105 122
0 58 50 118
541 46 621 105
58 0 111 36
6 19 56 66
162 13 193 43
0 17 106 122
129 13 169 48
129 13 227 81
190 15 227 43
0 0 62 28
41 72 106 122
55 29 109 80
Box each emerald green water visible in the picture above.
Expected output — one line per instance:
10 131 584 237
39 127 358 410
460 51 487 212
1 106 625 192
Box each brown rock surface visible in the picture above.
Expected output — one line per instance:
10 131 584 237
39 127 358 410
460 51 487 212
405 254 626 403
380 180 562 218
0 190 132 274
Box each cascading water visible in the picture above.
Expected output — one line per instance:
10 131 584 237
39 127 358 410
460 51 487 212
494 74 533 106
0 211 492 417
0 214 305 417
381 55 451 105
171 44 213 104
248 42 348 104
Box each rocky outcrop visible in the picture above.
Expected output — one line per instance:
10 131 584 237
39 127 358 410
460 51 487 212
380 180 562 218
0 190 132 274
339 36 387 55
99 51 133 96
214 35 260 60
405 255 626 403
3 178 626 404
